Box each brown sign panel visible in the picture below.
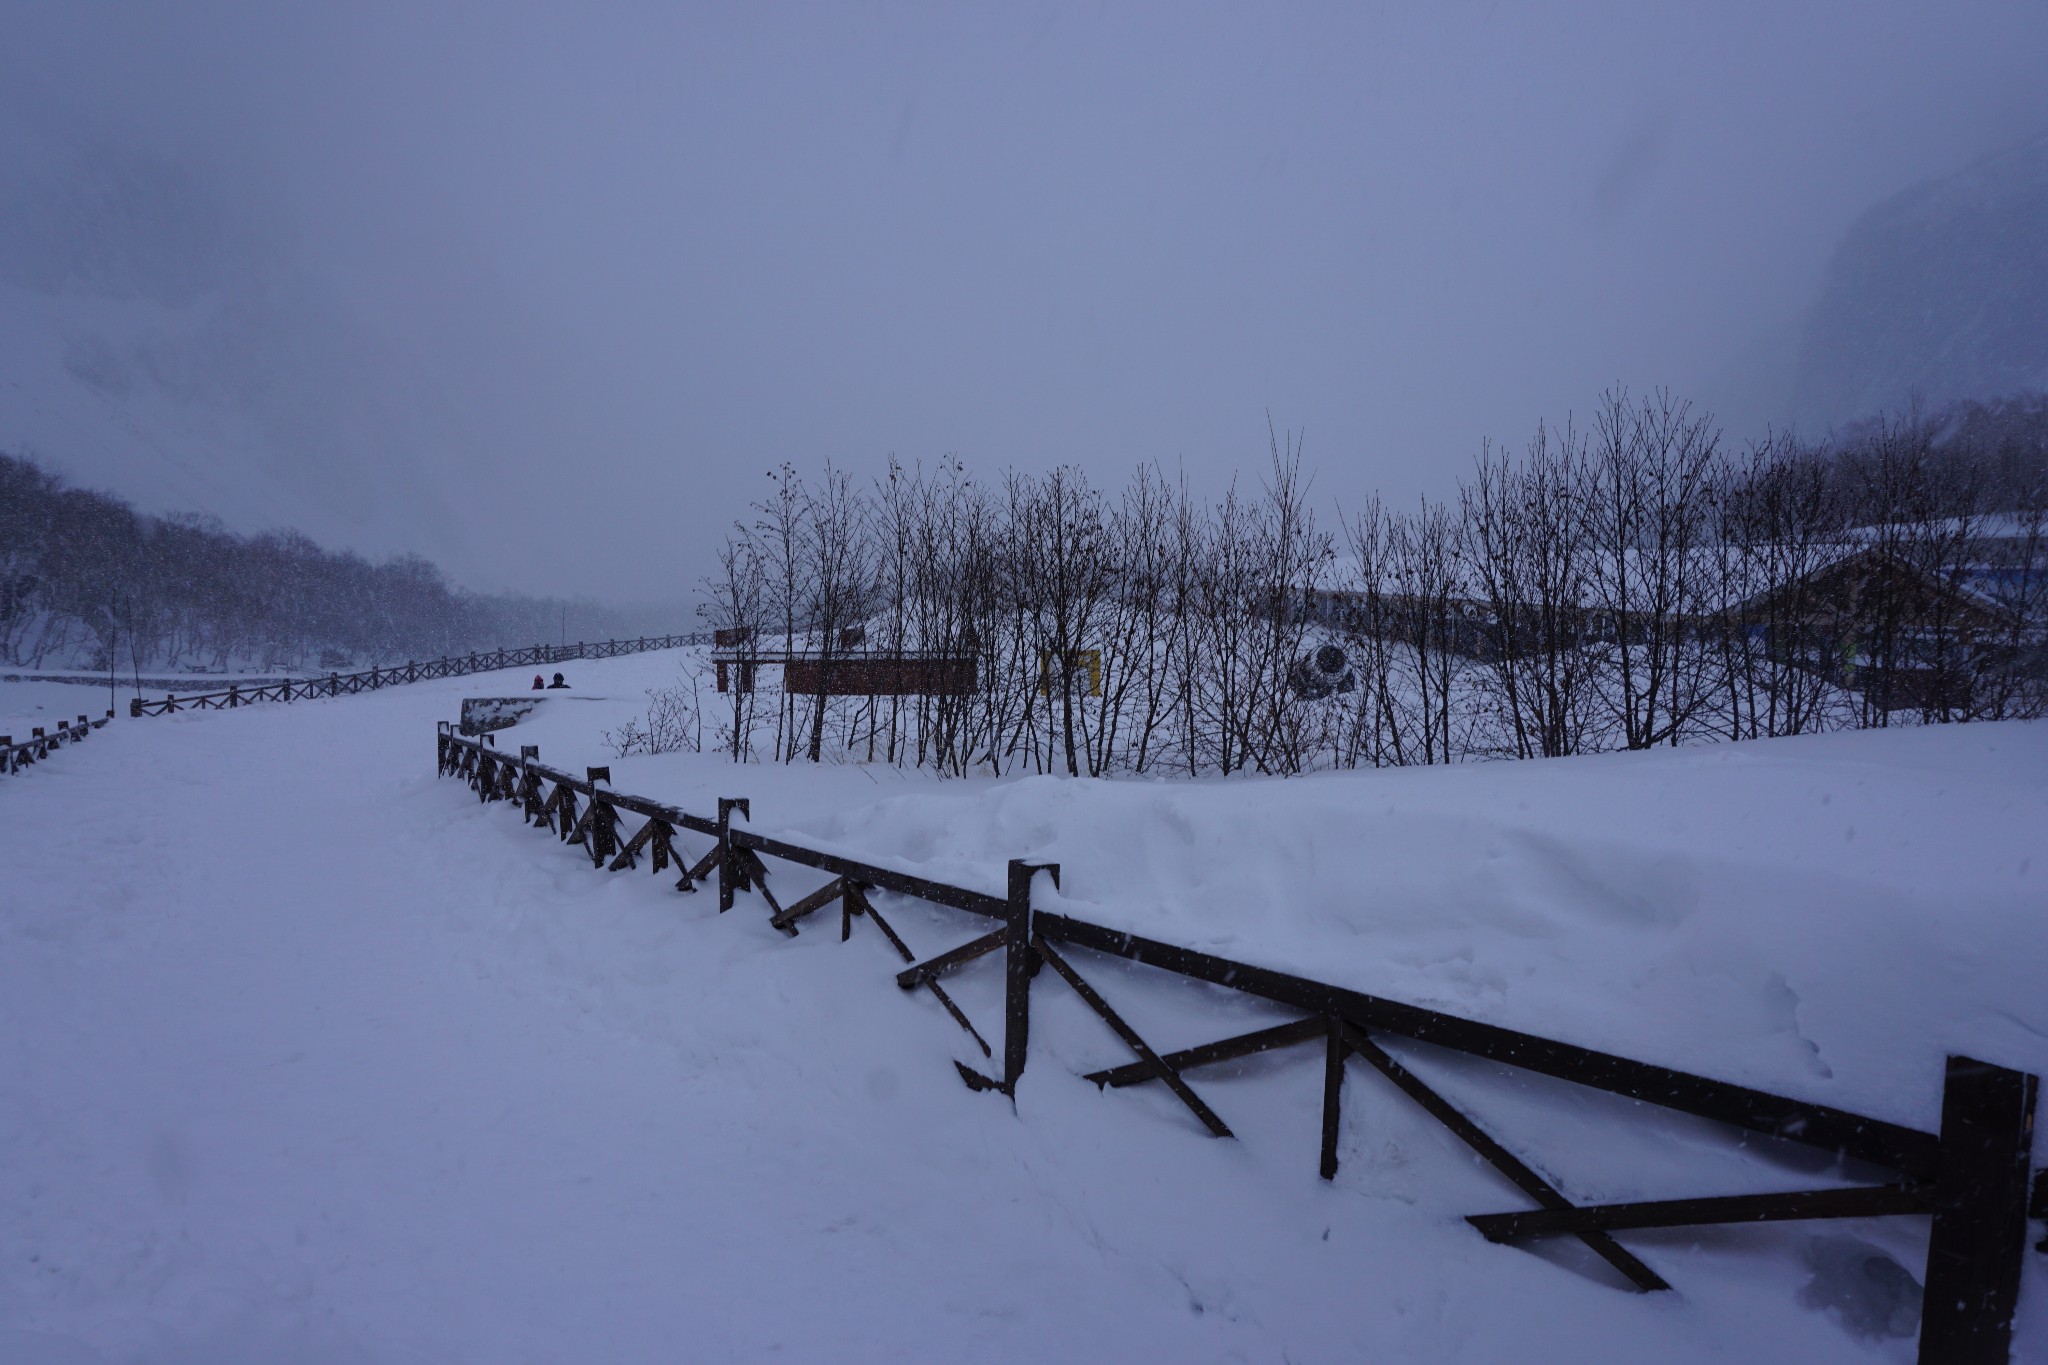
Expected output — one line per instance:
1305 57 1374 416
783 656 977 696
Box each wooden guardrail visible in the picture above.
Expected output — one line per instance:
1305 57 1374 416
436 725 2043 1364
2 710 114 777
129 635 709 717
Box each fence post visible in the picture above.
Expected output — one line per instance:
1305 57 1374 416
1918 1055 2038 1365
999 860 1059 1095
717 798 750 912
130 698 141 718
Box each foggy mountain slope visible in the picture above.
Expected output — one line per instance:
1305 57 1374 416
0 132 474 581
1794 135 2048 429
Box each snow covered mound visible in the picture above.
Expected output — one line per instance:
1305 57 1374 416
768 724 2045 1132
570 667 2044 1134
2 652 2041 1362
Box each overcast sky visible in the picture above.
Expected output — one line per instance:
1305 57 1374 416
5 2 2048 600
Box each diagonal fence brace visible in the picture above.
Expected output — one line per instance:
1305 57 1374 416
682 844 720 892
843 883 992 1059
608 816 666 872
1086 1017 1324 1089
739 848 782 917
1336 1023 1668 1294
769 877 848 936
1468 1184 1927 1242
1034 935 1233 1140
896 928 1006 989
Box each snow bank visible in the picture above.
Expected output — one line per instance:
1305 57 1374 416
2 650 2041 1362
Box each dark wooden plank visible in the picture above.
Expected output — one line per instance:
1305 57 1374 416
927 978 995 1058
1085 1018 1324 1089
849 886 992 1058
686 845 722 885
894 929 1006 989
740 848 783 915
608 816 664 872
1919 1056 2039 1365
1036 913 1937 1180
1000 862 1049 1094
854 889 918 962
1341 1025 1669 1294
1034 935 1232 1139
562 792 596 846
732 829 1007 918
1321 1018 1345 1180
768 877 847 935
1468 1184 1926 1241
586 799 621 864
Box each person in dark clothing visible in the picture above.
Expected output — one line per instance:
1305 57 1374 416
547 672 570 689
532 674 545 690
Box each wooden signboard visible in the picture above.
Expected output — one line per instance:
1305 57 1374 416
714 655 977 696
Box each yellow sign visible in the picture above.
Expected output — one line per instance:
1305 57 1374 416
1038 649 1102 697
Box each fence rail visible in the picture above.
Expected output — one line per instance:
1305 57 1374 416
129 635 708 718
435 725 2043 1364
2 710 114 777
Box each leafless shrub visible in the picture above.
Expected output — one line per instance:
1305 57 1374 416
605 667 705 757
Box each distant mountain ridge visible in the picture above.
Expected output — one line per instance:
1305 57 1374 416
1793 135 2048 429
0 129 475 583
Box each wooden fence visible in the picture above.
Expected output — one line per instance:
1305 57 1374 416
128 635 709 718
2 710 114 778
435 725 2044 1363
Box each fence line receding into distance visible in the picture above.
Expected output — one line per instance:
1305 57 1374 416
127 635 709 718
1 710 113 778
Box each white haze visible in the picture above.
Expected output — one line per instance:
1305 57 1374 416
2 2 2046 600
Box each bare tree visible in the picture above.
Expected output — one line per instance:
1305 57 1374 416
702 533 767 761
1714 434 1844 738
796 464 875 763
1586 388 1721 749
1460 424 1599 758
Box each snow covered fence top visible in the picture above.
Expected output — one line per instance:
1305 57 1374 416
1 708 112 776
438 724 2044 1364
127 635 710 718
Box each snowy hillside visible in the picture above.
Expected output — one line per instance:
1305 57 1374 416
2 650 2042 1362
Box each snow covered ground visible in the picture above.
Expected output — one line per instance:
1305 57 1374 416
0 680 121 742
2 650 2042 1363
